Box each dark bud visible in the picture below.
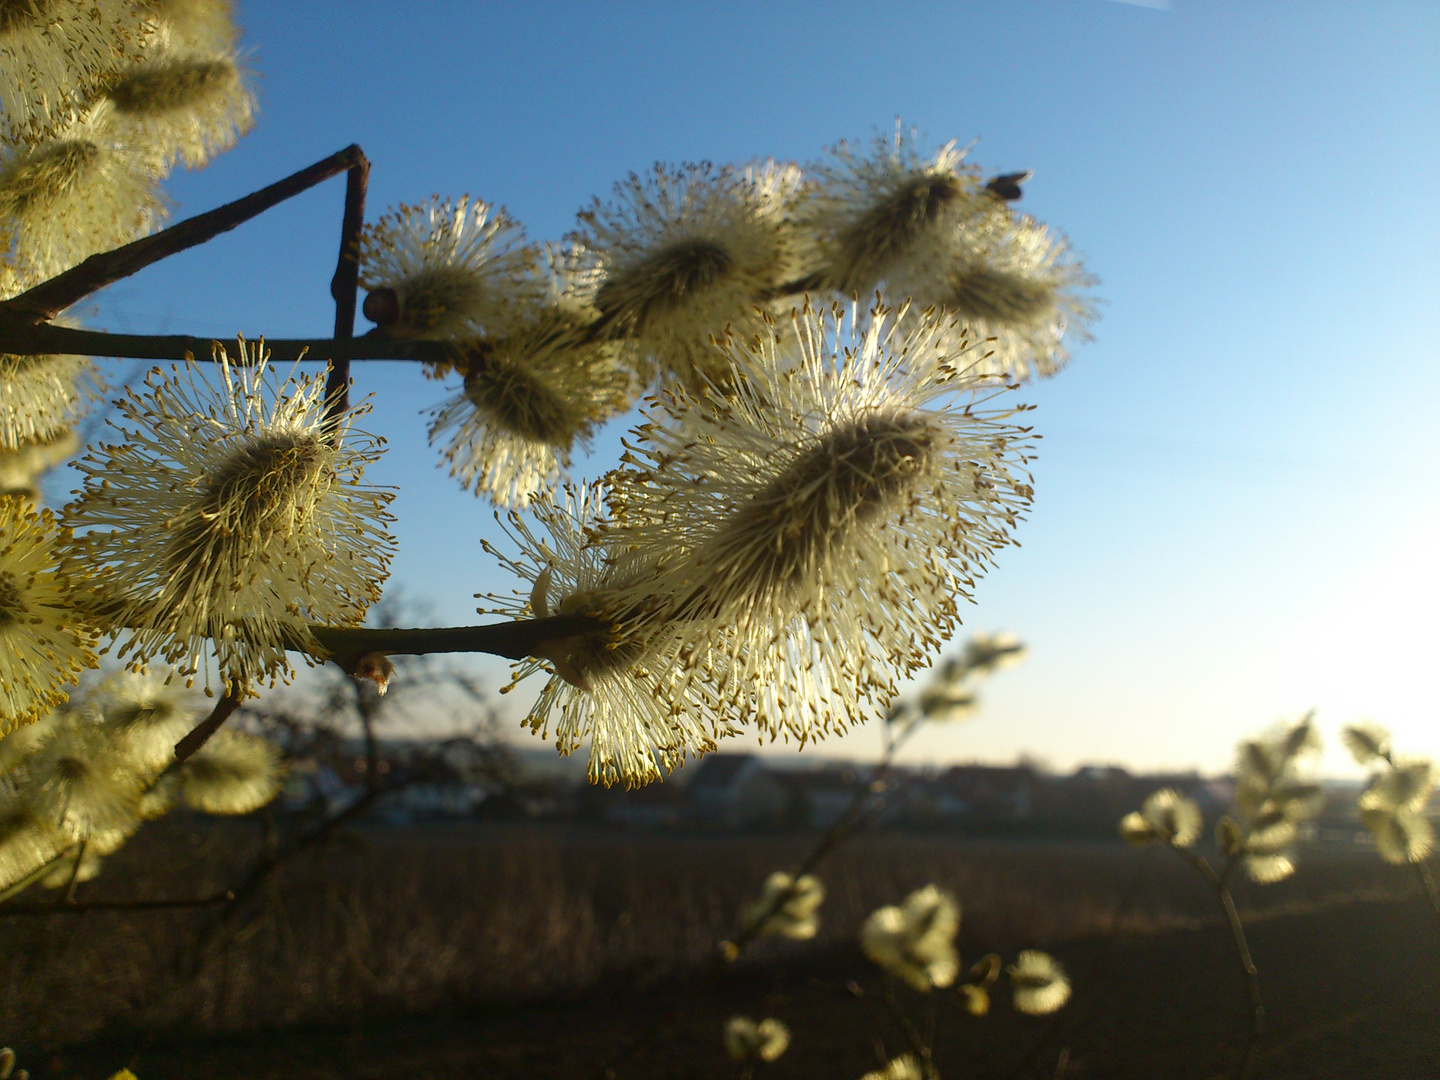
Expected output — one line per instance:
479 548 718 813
362 287 401 328
985 170 1033 202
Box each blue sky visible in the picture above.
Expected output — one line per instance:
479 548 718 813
83 1 1440 776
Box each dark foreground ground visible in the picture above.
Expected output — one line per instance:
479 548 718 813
50 893 1440 1080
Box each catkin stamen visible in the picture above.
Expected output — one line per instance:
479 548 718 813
0 572 24 626
164 433 328 585
396 269 488 334
943 266 1055 325
693 410 938 606
463 358 583 447
0 140 98 218
596 237 734 334
0 0 52 36
836 172 965 289
108 58 239 117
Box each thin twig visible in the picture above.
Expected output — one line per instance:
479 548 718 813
0 847 76 905
1218 882 1264 1080
1172 847 1263 1080
0 321 453 365
309 614 603 668
325 151 370 428
881 978 938 1080
173 692 244 765
1411 859 1440 924
725 719 921 959
0 147 367 323
59 840 86 904
186 783 389 974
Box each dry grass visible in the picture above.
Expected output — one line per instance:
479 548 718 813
0 819 1416 1046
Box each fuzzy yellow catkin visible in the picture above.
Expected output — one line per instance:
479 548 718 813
0 497 98 730
62 342 396 695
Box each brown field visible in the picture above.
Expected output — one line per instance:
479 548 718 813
5 819 1437 1079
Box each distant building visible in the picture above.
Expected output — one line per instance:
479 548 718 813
685 754 789 827
936 764 1039 822
768 764 867 829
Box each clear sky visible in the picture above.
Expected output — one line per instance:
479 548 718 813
80 1 1440 778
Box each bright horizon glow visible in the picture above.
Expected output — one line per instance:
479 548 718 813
74 1 1440 781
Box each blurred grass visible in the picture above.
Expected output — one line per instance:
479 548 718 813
1 818 1417 1044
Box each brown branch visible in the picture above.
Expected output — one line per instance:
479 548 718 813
0 147 367 323
173 692 245 765
1412 859 1440 924
0 321 453 365
1172 847 1264 1080
325 152 370 428
309 614 603 669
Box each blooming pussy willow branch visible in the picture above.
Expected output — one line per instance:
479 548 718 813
360 195 542 340
572 161 801 392
0 0 154 145
1008 950 1072 1015
0 496 98 731
1355 747 1436 865
20 715 143 842
862 1056 924 1080
607 299 1036 744
860 884 961 991
63 340 396 695
479 482 731 787
0 104 168 278
916 657 980 724
1227 715 1324 883
1342 720 1392 766
740 871 825 940
799 128 1094 381
0 429 78 506
173 727 281 814
1120 787 1203 847
429 248 636 507
1 265 102 453
0 795 67 890
723 1017 790 1064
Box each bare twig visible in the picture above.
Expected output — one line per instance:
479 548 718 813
1172 846 1264 1080
1412 859 1440 923
325 151 370 428
881 978 938 1080
0 146 368 323
309 614 603 669
173 692 245 765
0 847 75 905
0 321 454 365
59 840 86 904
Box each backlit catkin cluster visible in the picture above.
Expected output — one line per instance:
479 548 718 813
2 0 1099 814
481 300 1036 785
360 126 1091 508
0 0 255 509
